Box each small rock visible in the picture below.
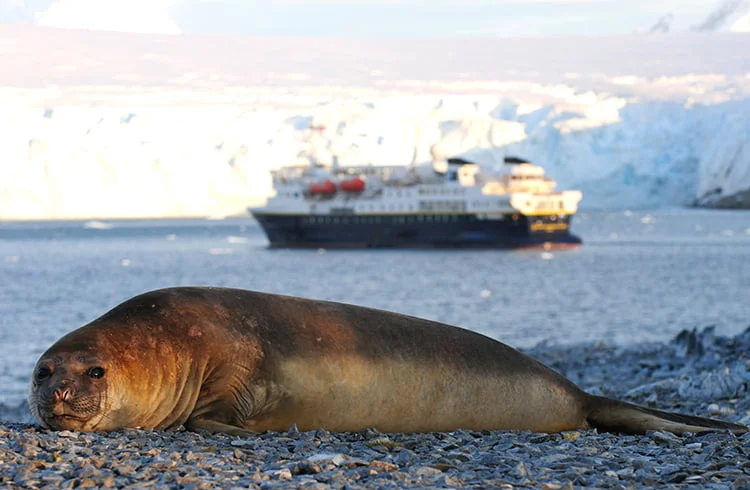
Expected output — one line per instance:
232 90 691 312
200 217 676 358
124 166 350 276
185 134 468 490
306 452 340 464
275 468 293 480
290 461 320 475
650 430 680 445
369 460 398 472
230 439 255 447
287 424 300 437
414 466 443 478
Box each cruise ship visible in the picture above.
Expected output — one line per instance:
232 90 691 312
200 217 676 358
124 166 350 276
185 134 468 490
249 156 583 248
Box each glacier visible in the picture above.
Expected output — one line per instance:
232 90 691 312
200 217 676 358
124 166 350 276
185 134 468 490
0 26 749 220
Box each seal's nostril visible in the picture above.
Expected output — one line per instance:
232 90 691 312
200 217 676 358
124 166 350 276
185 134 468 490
54 387 72 402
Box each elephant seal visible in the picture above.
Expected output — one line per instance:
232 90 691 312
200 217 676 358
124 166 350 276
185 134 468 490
29 287 747 436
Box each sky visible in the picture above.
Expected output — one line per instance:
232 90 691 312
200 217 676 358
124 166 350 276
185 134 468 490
0 0 748 37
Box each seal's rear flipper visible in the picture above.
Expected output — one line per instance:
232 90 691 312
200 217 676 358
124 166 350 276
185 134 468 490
586 396 748 435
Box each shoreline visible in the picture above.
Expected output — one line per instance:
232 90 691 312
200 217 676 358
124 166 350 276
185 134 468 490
2 327 748 488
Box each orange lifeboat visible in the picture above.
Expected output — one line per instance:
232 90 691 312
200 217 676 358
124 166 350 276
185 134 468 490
340 177 365 192
309 179 337 195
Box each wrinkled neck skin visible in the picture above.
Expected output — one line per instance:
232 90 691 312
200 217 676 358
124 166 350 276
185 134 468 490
103 338 208 431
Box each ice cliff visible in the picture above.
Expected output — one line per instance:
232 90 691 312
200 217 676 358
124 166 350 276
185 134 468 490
0 26 749 220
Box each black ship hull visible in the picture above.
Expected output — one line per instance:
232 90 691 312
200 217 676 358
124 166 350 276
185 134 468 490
252 212 581 249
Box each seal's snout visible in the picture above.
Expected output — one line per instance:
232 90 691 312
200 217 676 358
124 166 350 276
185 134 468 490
53 382 74 403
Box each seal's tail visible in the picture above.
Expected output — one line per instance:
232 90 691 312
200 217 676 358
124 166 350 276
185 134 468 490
586 396 748 435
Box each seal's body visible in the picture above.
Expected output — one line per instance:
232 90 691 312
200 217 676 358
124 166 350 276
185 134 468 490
29 287 747 436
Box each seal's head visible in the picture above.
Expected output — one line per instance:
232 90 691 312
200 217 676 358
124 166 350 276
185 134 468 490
28 288 224 432
28 336 112 431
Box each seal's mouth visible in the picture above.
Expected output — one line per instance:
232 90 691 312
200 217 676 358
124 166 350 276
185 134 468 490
39 410 92 430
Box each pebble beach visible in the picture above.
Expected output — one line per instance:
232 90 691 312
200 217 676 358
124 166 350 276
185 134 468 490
2 327 748 489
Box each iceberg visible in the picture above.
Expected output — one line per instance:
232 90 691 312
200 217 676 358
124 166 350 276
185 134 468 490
0 26 748 220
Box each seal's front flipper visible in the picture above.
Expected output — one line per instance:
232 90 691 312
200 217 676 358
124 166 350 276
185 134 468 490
586 396 748 435
187 418 255 437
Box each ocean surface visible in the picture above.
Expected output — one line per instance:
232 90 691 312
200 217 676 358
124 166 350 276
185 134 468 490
1 209 749 411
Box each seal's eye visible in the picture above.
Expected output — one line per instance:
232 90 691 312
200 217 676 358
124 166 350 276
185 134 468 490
87 367 106 379
35 366 52 381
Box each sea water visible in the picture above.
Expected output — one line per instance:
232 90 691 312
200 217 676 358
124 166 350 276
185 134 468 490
1 209 749 410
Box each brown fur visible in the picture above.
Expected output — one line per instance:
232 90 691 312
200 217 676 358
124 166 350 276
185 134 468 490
29 287 748 436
